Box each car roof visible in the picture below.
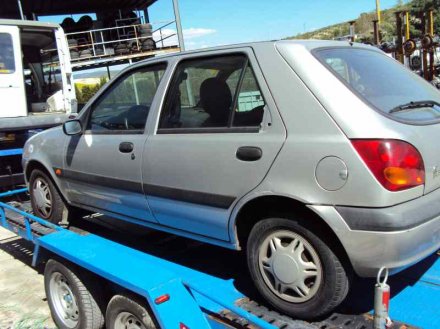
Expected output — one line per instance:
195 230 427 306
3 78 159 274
135 39 377 64
113 39 380 81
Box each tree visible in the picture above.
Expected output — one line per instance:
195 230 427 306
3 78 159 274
410 0 440 35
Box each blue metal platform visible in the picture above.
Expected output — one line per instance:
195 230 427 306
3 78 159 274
387 253 440 329
0 188 294 329
0 188 439 328
0 148 23 157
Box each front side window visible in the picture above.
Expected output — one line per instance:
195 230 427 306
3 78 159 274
0 33 15 74
315 48 440 123
88 63 166 132
159 54 265 131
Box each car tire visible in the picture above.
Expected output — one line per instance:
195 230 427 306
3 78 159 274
70 51 79 59
142 39 156 51
106 293 157 329
80 49 93 58
139 23 153 30
45 259 104 329
115 45 130 55
139 29 153 36
247 217 349 320
94 48 104 56
29 169 65 225
68 39 78 47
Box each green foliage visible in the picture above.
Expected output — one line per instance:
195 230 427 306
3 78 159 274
287 0 439 42
410 0 440 36
75 76 108 104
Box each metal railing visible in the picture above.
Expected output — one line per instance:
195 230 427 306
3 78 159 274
62 20 179 62
0 188 62 243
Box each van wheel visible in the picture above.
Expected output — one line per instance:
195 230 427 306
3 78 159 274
29 169 65 224
247 217 349 320
106 293 157 329
45 259 104 329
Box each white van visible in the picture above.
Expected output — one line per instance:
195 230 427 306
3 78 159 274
0 19 76 131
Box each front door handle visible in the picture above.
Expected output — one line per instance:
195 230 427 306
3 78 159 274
236 146 262 162
119 142 134 153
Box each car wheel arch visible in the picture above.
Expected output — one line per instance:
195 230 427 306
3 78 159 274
231 194 353 271
25 160 70 205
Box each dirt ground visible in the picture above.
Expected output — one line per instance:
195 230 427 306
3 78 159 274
0 226 55 329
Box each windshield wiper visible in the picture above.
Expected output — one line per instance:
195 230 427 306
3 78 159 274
389 100 440 114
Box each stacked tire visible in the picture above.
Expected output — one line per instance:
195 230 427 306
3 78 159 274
138 23 156 51
141 38 156 51
68 39 79 60
114 43 130 56
138 23 153 36
94 48 104 56
79 49 93 59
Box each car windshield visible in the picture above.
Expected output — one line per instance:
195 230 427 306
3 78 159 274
314 47 440 123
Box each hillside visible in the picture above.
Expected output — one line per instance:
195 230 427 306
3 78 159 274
287 1 414 42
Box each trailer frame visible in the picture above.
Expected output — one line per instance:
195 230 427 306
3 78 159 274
0 187 310 329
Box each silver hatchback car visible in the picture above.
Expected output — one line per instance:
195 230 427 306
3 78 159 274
23 40 440 319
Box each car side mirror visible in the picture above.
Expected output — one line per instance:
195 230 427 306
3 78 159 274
63 119 83 136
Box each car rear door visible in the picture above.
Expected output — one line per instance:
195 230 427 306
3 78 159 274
0 26 27 118
142 49 286 241
63 63 167 223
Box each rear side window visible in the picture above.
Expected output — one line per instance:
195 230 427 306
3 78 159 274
0 33 15 74
315 48 440 124
230 65 265 127
158 54 265 132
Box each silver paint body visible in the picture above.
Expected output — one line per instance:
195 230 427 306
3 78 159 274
23 40 440 277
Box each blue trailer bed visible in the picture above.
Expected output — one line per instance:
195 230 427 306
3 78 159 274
0 188 438 329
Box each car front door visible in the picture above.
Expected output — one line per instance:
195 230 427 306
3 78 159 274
64 63 167 222
142 50 286 241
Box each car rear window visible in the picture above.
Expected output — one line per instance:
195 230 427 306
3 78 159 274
314 47 440 124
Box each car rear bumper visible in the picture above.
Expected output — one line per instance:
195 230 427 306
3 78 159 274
309 189 440 277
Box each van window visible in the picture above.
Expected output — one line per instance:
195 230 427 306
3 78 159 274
88 63 166 132
315 48 440 123
0 33 15 74
159 55 265 131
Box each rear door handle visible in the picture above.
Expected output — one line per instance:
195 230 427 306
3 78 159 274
119 142 134 153
236 146 262 161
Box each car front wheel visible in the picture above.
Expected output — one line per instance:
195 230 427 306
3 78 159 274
247 217 349 320
29 169 65 224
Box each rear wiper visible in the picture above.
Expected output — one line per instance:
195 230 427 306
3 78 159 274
389 100 440 114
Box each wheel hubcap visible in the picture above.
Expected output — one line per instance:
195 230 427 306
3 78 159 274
33 177 52 218
114 312 147 329
258 230 322 303
49 272 79 328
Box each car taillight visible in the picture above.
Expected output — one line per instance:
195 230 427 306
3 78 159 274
351 139 425 191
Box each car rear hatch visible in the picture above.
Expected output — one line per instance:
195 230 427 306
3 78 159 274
311 47 440 195
276 41 440 195
410 124 440 194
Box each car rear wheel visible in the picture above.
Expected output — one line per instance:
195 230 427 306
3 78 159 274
29 169 65 224
106 293 157 329
247 217 349 320
45 259 104 329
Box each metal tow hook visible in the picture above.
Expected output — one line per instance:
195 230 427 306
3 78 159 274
374 267 392 329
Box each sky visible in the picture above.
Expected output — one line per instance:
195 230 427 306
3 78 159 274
146 0 401 49
39 0 402 50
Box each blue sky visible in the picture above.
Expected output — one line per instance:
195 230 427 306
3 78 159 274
147 0 400 49
40 0 401 50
